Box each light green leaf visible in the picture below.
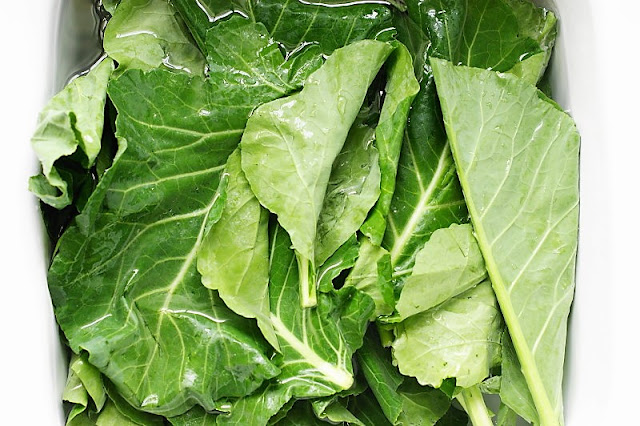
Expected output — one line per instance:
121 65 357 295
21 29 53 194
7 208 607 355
497 403 519 426
358 329 451 425
432 59 579 425
344 237 395 317
68 353 107 412
501 332 537 424
395 224 487 321
393 281 503 389
197 149 277 350
455 385 494 426
317 236 360 293
96 402 140 426
104 0 205 74
29 58 114 208
217 226 374 425
49 68 282 416
360 43 420 244
312 399 364 426
314 111 381 266
241 40 393 307
101 0 120 14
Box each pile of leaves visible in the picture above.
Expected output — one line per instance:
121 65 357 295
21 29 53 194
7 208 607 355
31 0 579 425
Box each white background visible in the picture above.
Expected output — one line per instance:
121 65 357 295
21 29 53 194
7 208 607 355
0 0 639 424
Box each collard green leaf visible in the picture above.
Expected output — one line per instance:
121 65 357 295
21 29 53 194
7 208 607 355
432 59 579 425
351 390 393 426
197 149 277 350
386 0 557 279
253 0 394 54
29 58 114 209
273 402 328 426
395 224 487 321
103 0 205 74
501 332 537 424
65 353 107 412
315 112 381 266
435 406 469 426
344 237 395 317
103 380 165 426
204 17 297 98
171 0 252 51
392 281 503 389
49 68 283 416
241 40 393 307
406 0 556 76
217 226 374 425
317 236 360 293
168 406 217 426
383 68 468 283
361 43 420 244
497 403 519 426
101 0 120 14
358 329 451 425
312 398 364 426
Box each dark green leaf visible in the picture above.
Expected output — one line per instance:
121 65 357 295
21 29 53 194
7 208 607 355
49 68 284 416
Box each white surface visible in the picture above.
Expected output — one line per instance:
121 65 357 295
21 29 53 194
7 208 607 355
0 0 638 424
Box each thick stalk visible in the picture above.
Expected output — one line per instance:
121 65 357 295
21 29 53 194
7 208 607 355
296 253 317 308
456 386 493 426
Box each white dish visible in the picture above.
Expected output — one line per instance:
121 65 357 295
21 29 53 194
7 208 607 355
1 0 638 423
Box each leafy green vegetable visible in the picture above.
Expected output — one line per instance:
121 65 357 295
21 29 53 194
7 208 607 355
216 226 374 424
314 111 381 266
344 238 395 317
361 43 420 244
197 149 277 349
432 59 579 425
351 390 393 426
173 0 395 56
103 0 205 74
63 353 107 426
358 330 451 425
241 40 393 307
393 281 502 389
456 385 494 426
317 236 360 293
49 68 281 416
29 58 114 208
394 224 487 321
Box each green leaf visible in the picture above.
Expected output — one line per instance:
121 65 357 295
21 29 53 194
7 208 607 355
501 332 537 423
217 226 375 425
168 406 217 426
66 353 107 412
172 0 252 52
29 58 114 208
385 0 557 275
197 149 277 350
395 224 487 321
344 237 395 317
49 68 283 416
497 403 519 426
103 380 165 425
101 0 120 14
241 40 393 307
392 281 503 389
383 68 468 285
358 329 451 425
455 385 494 426
317 236 360 293
314 111 381 266
103 0 205 74
254 0 394 54
312 398 364 426
273 402 328 426
406 0 556 77
432 59 579 425
204 17 298 98
351 390 393 426
360 43 420 244
96 402 141 426
435 406 469 426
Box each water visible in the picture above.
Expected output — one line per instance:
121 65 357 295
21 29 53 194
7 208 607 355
54 0 107 90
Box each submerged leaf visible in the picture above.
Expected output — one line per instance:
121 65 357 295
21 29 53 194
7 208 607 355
432 59 579 424
29 58 114 208
104 0 205 74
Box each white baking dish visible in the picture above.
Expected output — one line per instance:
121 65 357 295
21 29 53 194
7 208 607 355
2 0 638 424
